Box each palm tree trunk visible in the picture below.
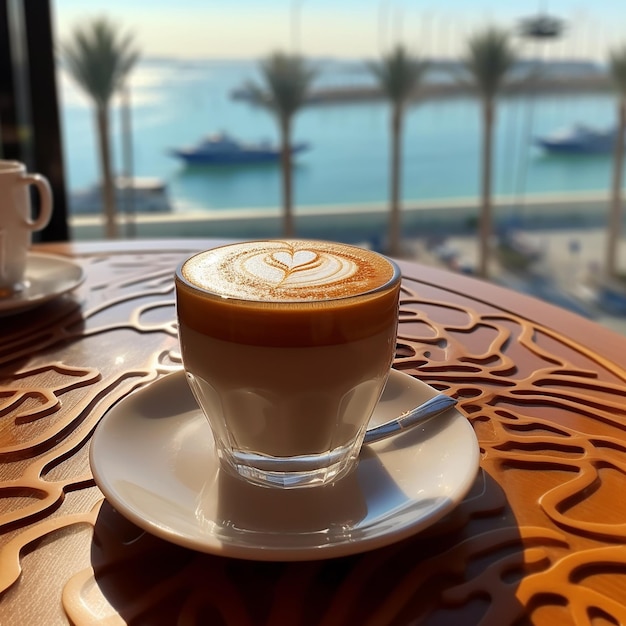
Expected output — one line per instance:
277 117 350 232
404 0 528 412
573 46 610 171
607 97 626 278
389 104 402 256
479 97 494 279
96 104 118 239
120 83 136 238
280 116 294 237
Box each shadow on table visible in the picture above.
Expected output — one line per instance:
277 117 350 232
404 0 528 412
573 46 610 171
89 465 532 625
0 290 83 329
0 294 85 372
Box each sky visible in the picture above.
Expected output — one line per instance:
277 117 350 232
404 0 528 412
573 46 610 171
53 1 626 61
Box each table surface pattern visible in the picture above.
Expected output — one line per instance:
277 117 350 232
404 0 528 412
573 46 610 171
1 240 626 626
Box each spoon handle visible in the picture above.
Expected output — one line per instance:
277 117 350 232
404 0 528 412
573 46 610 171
363 394 458 445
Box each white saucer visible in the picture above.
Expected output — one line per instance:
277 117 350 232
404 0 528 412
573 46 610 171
0 252 85 315
90 369 480 561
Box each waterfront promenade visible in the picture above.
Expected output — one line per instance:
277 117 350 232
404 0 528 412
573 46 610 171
70 190 616 242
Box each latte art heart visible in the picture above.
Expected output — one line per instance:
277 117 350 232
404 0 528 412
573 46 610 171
181 240 396 301
269 250 318 272
243 248 355 288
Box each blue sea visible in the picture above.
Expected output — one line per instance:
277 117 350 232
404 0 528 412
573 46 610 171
59 58 619 214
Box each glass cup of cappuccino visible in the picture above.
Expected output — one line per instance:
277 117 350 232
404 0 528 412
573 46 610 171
175 240 401 488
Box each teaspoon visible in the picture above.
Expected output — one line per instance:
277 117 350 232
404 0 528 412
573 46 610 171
363 393 458 445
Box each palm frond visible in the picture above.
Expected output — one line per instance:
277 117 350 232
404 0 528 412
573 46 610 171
464 28 516 100
367 45 427 105
247 52 317 121
60 16 140 107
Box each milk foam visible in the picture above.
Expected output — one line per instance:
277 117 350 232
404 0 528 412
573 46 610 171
181 240 395 301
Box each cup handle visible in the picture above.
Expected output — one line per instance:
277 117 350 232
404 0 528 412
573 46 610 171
22 173 53 232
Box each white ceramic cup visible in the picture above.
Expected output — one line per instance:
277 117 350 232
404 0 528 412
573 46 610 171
175 240 401 489
0 160 53 296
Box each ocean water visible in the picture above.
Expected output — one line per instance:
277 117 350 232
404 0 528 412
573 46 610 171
59 58 619 214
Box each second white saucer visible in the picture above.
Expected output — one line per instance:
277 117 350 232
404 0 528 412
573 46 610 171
0 252 84 315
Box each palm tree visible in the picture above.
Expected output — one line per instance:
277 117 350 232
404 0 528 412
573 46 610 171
464 28 516 278
61 17 139 239
368 45 426 257
606 46 626 279
245 52 316 237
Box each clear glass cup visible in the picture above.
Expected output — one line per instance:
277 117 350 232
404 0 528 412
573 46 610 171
175 240 401 488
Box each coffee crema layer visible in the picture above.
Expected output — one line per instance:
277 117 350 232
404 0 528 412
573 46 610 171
176 240 401 347
180 240 395 301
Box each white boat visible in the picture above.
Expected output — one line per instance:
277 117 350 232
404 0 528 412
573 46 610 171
70 177 171 214
535 124 617 155
168 132 310 166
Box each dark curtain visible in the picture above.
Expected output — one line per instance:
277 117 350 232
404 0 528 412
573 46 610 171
0 0 69 241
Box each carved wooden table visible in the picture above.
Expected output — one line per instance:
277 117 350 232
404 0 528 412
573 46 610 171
2 239 626 625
